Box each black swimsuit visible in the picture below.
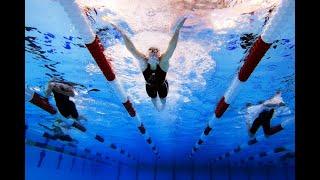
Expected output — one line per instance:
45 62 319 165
52 90 79 119
249 108 283 136
142 64 168 99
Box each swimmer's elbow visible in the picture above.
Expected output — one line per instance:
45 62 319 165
69 92 76 97
162 40 178 61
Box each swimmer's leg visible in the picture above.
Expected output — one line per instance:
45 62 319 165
158 80 169 111
280 118 292 128
248 129 256 139
159 98 166 111
151 98 161 112
262 120 283 138
146 84 159 111
261 109 283 137
248 116 264 139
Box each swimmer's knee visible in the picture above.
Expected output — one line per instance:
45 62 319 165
158 90 168 99
264 129 272 137
146 88 157 98
150 94 157 99
158 82 168 99
151 98 158 105
151 98 161 111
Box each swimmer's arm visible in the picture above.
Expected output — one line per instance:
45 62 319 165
122 33 146 61
44 83 54 98
61 89 75 97
160 17 187 66
245 111 252 130
38 123 53 131
110 23 147 69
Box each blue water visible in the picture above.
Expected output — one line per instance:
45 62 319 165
25 0 295 179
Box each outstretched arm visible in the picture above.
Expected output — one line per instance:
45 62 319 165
38 123 53 131
159 17 187 71
110 23 147 70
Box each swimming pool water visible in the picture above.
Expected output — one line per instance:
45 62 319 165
25 0 295 179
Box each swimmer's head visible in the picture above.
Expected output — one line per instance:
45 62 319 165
50 82 75 97
147 47 160 67
147 47 160 59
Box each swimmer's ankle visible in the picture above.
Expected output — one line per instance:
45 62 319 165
248 131 256 139
160 98 166 105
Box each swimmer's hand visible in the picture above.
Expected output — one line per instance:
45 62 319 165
110 23 127 39
176 17 187 30
110 23 120 31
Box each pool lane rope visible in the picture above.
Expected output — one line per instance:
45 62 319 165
25 87 135 161
216 145 293 166
238 149 295 167
189 0 294 157
26 139 108 165
26 129 117 164
54 0 159 157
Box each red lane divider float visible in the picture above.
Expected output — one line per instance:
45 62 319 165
85 35 116 81
26 87 57 114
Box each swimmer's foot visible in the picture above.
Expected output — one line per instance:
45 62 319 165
281 118 292 128
159 98 166 111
